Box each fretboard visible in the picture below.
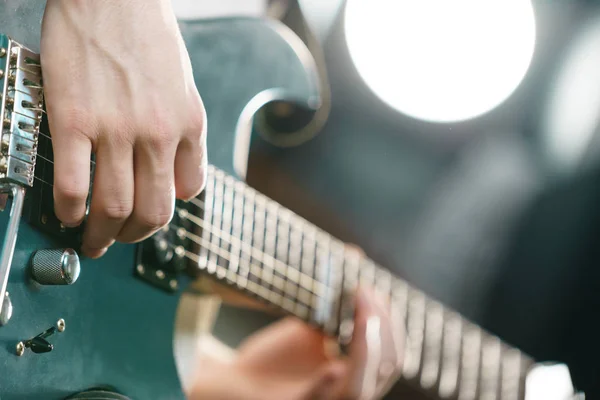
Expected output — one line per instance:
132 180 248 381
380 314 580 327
172 165 534 400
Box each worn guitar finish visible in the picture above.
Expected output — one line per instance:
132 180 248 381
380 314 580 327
0 3 318 399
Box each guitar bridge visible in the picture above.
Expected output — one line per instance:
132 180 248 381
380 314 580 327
0 34 42 187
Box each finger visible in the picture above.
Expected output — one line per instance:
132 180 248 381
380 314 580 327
298 362 347 400
51 127 93 227
116 138 176 243
344 286 403 400
371 294 402 397
343 288 377 398
82 138 134 258
238 317 330 375
377 296 406 397
174 118 206 200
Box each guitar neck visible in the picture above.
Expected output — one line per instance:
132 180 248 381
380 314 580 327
0 35 535 399
171 165 534 400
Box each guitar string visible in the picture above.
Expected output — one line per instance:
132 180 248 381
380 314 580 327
32 152 403 321
36 133 97 166
27 135 465 376
30 172 528 397
182 196 385 298
169 212 328 296
28 164 330 295
14 71 528 398
26 143 531 397
174 245 323 321
30 167 385 300
168 232 323 313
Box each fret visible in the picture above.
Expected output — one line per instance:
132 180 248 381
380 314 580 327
459 323 482 400
314 231 332 328
439 311 463 398
207 170 224 276
221 175 235 282
252 195 267 281
374 266 392 298
421 301 444 389
229 181 245 281
191 191 321 299
256 197 273 301
264 200 278 260
359 258 377 289
501 349 525 400
265 197 284 300
480 336 502 400
288 215 303 267
213 170 227 279
287 214 304 309
300 226 317 291
343 249 361 290
196 169 214 271
324 245 345 335
403 287 427 380
183 166 535 400
239 183 254 290
276 208 291 267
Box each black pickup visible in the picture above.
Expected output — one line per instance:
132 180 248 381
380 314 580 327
21 112 94 247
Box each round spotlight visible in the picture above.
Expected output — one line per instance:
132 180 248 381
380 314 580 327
542 17 600 173
344 0 537 123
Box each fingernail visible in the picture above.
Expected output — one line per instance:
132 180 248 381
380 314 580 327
61 218 84 228
82 246 108 259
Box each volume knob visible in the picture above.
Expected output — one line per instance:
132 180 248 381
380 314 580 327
31 249 81 285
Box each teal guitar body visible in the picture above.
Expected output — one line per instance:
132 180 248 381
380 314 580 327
0 3 319 399
0 3 586 400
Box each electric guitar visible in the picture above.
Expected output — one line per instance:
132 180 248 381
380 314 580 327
0 3 584 400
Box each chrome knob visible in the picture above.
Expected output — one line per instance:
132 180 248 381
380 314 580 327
31 249 80 285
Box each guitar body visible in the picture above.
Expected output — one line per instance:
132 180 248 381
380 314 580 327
0 4 320 399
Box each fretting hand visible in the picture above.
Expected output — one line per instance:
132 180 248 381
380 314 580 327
187 287 405 400
40 0 206 258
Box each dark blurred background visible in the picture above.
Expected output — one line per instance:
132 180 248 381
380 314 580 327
237 0 600 396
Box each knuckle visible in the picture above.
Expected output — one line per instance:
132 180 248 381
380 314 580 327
55 182 88 205
104 117 135 146
179 173 205 200
143 121 177 154
143 107 178 150
53 106 96 139
138 210 172 231
186 101 207 139
100 200 133 221
147 132 174 153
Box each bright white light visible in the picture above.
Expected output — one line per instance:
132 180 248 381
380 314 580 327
344 0 537 123
542 17 600 172
525 363 575 400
